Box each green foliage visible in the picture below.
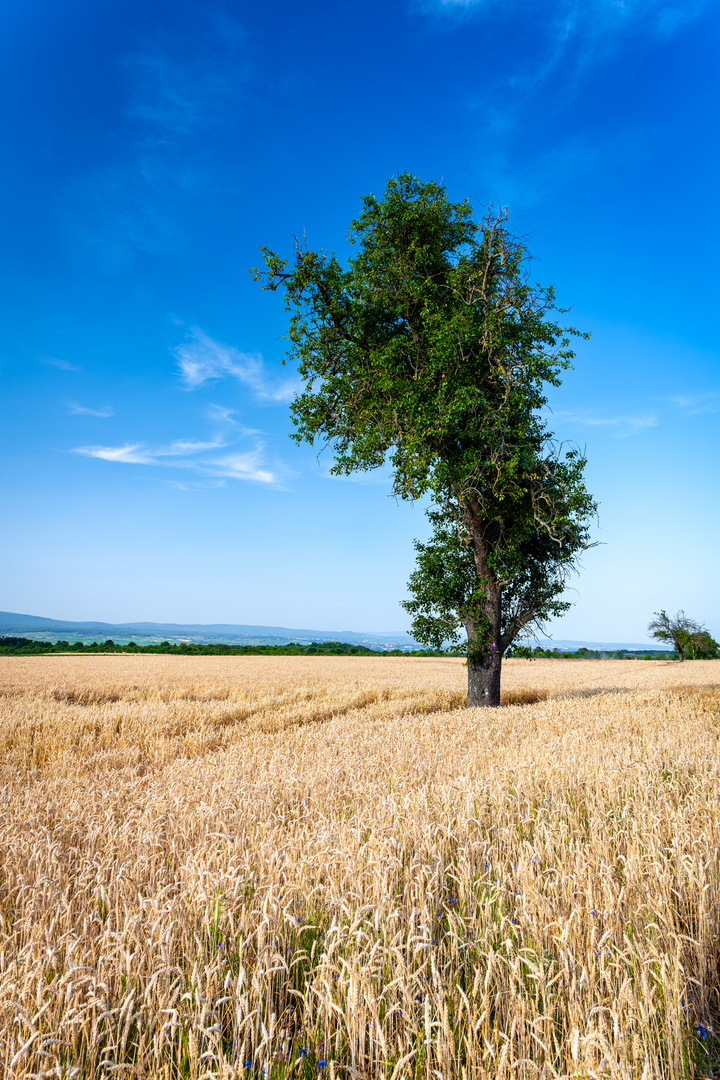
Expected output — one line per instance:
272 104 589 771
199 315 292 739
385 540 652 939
253 173 596 688
506 644 533 658
686 630 720 660
402 497 580 655
255 174 586 506
648 610 718 661
0 636 435 658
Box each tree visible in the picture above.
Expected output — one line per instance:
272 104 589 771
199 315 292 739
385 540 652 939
402 493 588 687
253 173 596 706
687 629 720 659
647 609 715 660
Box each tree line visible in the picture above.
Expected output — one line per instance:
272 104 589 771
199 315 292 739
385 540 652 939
2 636 714 660
0 637 441 658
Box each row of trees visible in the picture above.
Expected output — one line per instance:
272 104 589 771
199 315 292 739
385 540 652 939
506 645 679 660
0 637 445 658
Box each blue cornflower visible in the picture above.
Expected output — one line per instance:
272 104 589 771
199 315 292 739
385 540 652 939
299 1049 308 1057
415 995 423 1002
318 1060 327 1067
694 1025 709 1040
244 1063 252 1069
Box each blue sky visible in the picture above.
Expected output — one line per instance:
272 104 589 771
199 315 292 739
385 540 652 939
1 0 718 642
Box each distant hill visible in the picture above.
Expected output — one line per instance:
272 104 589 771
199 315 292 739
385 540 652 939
0 611 670 652
0 611 422 650
528 638 671 652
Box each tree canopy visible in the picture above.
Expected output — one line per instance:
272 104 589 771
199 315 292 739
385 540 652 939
254 173 596 705
402 495 584 656
648 610 719 660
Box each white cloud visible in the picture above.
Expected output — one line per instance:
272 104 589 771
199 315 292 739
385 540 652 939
123 14 247 140
42 356 80 372
71 430 283 486
207 450 278 485
173 328 299 402
423 0 706 118
164 479 228 491
61 15 248 273
72 434 226 465
154 435 227 456
206 403 238 424
430 0 704 40
73 443 154 464
68 403 114 418
665 391 720 415
551 410 659 437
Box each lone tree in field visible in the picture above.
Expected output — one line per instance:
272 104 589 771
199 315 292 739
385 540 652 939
254 173 596 706
648 609 718 660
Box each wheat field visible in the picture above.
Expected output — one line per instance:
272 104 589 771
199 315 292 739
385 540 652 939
1 656 719 1080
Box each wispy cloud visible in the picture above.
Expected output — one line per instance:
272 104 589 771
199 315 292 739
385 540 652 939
173 328 299 403
42 356 80 372
410 1 707 218
427 0 704 50
73 434 226 465
665 391 720 415
206 450 278 485
123 11 247 140
164 479 228 491
71 430 283 486
551 410 659 438
155 435 228 456
206 403 238 424
62 12 249 272
68 403 114 418
73 443 154 464
420 0 706 208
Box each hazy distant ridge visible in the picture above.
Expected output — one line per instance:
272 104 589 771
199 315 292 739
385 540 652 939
0 612 669 652
0 611 418 649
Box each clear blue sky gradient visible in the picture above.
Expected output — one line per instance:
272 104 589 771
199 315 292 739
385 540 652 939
2 0 718 641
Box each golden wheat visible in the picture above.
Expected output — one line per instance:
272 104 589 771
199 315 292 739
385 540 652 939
1 656 719 1079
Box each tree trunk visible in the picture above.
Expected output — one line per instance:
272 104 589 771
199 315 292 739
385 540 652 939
467 650 502 707
459 496 503 706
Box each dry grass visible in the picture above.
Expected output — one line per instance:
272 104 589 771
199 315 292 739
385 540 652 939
1 656 719 1079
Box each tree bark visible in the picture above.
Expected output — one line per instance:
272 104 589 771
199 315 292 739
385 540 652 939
459 496 504 707
467 649 502 707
